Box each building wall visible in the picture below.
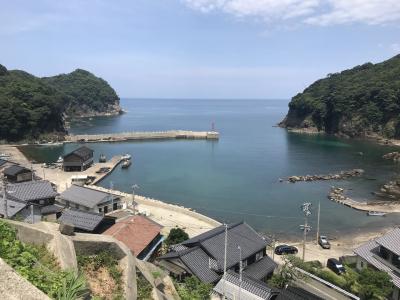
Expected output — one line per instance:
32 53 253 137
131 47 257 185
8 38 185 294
16 172 32 182
16 205 42 224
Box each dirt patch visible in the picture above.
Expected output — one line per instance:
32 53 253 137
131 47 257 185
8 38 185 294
84 266 117 300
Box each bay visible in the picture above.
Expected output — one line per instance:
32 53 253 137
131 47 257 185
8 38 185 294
22 98 400 238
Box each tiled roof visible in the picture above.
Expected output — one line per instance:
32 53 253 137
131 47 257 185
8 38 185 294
276 286 324 300
64 146 93 159
0 159 8 167
182 222 268 270
4 165 31 176
375 228 400 256
40 204 64 215
59 208 104 231
354 239 400 288
103 215 162 256
244 256 278 280
7 180 57 202
213 270 278 300
60 185 112 208
0 198 27 218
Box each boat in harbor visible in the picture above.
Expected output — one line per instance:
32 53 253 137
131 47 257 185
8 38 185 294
56 156 63 163
367 211 387 216
99 154 106 163
121 160 132 169
122 154 131 160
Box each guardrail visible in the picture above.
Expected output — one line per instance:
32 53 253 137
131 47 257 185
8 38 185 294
295 267 360 300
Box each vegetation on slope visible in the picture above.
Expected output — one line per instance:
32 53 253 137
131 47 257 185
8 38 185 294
280 54 400 138
0 64 120 141
0 220 89 299
42 69 120 115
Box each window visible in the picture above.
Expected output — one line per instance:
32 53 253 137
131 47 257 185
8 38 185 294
393 254 400 268
99 207 102 212
379 246 390 260
242 259 248 268
256 251 263 261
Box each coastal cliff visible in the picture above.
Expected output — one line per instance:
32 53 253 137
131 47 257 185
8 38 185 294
279 54 400 139
0 64 121 141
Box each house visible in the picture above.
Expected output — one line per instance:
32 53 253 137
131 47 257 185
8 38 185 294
158 222 277 284
103 215 163 260
354 227 400 300
0 159 17 171
0 180 58 223
58 208 116 233
3 165 33 183
213 270 279 300
58 185 122 213
62 146 94 171
275 286 324 300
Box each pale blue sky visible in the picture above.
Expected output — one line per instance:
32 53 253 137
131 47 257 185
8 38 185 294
1 0 399 98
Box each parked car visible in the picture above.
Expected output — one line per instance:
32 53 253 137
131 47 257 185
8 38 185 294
327 258 345 275
318 235 331 249
274 244 298 255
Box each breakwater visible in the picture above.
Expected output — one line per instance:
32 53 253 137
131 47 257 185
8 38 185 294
65 130 219 143
283 169 364 183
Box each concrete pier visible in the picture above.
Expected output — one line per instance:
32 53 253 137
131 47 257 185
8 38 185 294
66 130 219 143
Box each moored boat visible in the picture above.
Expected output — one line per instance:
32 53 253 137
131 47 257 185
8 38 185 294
99 154 106 163
121 160 132 169
56 156 63 163
122 153 131 160
367 211 387 216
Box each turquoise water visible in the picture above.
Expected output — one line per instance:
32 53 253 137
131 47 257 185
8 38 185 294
22 99 400 238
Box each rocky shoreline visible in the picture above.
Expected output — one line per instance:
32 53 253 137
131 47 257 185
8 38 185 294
283 169 364 183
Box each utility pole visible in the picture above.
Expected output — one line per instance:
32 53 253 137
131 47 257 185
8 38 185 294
2 177 7 219
222 223 228 299
300 202 312 261
238 246 242 300
131 184 139 211
271 235 276 261
316 200 321 244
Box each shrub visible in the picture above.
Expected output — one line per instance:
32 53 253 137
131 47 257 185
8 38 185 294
165 228 189 247
175 276 212 300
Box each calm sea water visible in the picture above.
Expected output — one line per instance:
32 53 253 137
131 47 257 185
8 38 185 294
22 99 400 238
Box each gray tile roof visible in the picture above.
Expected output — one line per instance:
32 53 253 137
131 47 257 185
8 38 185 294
7 180 57 202
182 222 269 270
244 256 278 280
64 146 93 159
4 165 31 176
59 208 104 232
276 286 324 300
213 270 278 300
375 228 400 256
60 185 112 208
0 159 8 167
41 204 64 215
354 238 400 288
0 198 27 218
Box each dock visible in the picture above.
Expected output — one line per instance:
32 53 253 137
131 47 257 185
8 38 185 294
65 130 219 143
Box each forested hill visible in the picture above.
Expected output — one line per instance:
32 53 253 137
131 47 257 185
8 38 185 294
0 64 121 141
280 54 400 138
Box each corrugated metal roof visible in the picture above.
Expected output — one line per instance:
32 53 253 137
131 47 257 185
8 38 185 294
182 222 268 270
7 180 57 202
213 270 277 300
354 239 400 288
59 208 104 231
375 228 400 256
60 185 112 208
244 256 277 280
4 165 31 176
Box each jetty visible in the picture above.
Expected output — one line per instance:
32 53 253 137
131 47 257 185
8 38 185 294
65 130 219 143
283 169 364 183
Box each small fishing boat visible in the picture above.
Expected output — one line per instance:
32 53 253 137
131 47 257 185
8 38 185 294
122 154 131 160
56 156 63 163
0 153 11 158
99 154 106 163
121 160 132 169
367 211 387 216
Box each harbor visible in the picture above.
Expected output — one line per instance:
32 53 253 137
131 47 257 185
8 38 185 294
65 130 219 143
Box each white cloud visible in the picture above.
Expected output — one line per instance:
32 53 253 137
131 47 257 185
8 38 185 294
182 0 400 25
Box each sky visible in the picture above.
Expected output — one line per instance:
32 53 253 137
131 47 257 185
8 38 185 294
1 0 400 99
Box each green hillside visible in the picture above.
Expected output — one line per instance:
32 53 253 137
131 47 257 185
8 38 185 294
280 54 400 138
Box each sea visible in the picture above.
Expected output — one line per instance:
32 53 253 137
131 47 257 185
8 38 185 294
21 98 400 239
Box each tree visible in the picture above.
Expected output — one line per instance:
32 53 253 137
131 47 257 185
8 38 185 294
176 276 212 300
165 228 189 246
358 268 393 299
268 255 302 289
